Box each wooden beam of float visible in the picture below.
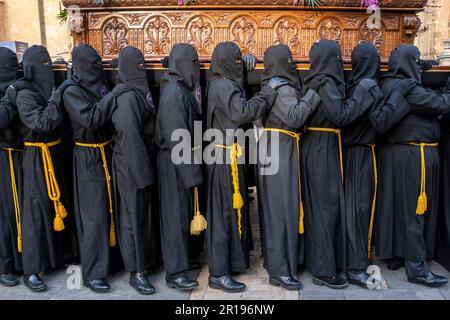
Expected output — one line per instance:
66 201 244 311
61 0 427 63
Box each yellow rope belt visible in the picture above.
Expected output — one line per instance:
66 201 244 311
24 139 68 232
75 141 116 247
190 187 208 236
306 127 344 182
405 142 439 215
1 147 23 253
214 143 244 238
264 128 304 235
366 144 378 259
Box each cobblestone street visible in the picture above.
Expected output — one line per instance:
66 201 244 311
0 256 449 300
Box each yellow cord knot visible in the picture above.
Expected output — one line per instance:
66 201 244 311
75 141 116 246
190 187 208 236
25 139 68 232
214 143 244 238
406 142 438 216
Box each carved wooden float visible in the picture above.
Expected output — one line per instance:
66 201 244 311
62 0 427 63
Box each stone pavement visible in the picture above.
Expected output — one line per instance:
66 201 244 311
0 256 449 300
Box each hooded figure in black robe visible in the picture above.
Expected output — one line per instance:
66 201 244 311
258 44 321 290
437 76 450 272
0 47 22 287
342 42 403 288
205 41 277 293
156 44 204 291
301 39 378 289
59 44 117 292
374 45 449 287
12 45 68 292
110 46 157 295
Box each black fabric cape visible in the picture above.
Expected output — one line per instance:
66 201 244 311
343 43 384 272
61 44 115 280
14 45 68 274
258 44 321 278
374 45 450 262
0 47 22 274
300 40 378 277
111 46 157 273
156 44 204 277
206 42 277 276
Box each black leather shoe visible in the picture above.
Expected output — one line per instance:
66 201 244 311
166 275 199 291
23 274 47 292
408 272 448 288
269 275 302 290
83 279 111 293
129 272 156 295
208 275 246 293
387 257 404 271
313 275 348 289
0 273 19 287
347 271 370 289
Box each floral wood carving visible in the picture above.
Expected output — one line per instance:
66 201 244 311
274 17 301 55
231 17 257 55
103 17 128 56
318 18 342 43
144 16 171 55
188 16 214 56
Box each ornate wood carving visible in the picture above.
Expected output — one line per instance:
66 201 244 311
62 1 426 63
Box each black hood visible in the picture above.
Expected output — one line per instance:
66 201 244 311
22 45 55 101
262 44 300 90
0 47 18 97
117 46 154 110
161 43 202 113
383 44 422 84
347 42 380 94
210 42 244 86
304 39 345 96
72 44 108 100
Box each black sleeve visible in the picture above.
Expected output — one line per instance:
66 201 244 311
0 95 17 129
221 80 277 127
406 85 450 117
370 88 411 134
62 87 116 130
318 78 377 127
16 89 63 134
272 86 321 129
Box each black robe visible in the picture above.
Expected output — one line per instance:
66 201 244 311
111 91 156 273
259 86 320 277
375 76 450 263
0 94 23 274
63 84 116 280
0 47 22 275
156 81 203 276
206 42 277 276
16 88 67 274
156 43 204 277
343 43 385 272
111 46 157 273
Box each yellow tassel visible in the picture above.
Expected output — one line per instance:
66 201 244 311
58 203 68 219
54 215 65 232
109 224 116 247
17 237 22 253
190 213 208 236
416 192 427 215
233 192 244 210
299 203 305 235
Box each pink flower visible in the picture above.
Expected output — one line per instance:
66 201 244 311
178 0 184 5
